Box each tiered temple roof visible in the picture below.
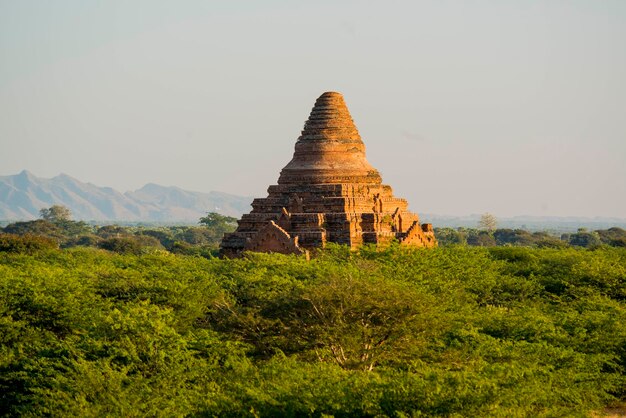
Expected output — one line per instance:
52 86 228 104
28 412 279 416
220 92 436 257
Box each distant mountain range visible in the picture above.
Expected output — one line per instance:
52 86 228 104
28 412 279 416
0 170 252 222
1 170 624 230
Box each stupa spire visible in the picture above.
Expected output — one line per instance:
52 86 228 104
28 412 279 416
278 92 380 185
299 91 360 141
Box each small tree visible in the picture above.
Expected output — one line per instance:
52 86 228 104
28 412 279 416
478 213 497 232
40 205 72 223
199 212 237 239
199 212 237 228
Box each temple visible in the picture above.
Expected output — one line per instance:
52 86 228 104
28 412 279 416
220 92 436 257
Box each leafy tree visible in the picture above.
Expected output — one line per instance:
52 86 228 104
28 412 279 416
179 227 215 245
36 205 92 238
569 228 602 248
467 230 496 246
535 235 569 248
199 212 237 233
98 237 144 254
96 225 130 238
39 205 72 222
596 227 626 247
137 228 176 249
62 234 102 248
493 228 535 246
433 227 467 245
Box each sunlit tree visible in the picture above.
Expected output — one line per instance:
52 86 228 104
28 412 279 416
39 205 72 222
478 213 497 232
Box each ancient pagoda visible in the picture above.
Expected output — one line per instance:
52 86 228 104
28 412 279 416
220 92 436 257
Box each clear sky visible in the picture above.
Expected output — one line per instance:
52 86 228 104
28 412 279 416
1 0 625 217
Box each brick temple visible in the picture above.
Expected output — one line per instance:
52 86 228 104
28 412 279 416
220 92 437 257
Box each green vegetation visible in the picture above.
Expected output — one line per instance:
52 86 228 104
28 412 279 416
1 208 237 256
434 226 626 249
3 206 625 254
1 242 626 416
39 205 72 223
0 233 58 254
1 206 626 415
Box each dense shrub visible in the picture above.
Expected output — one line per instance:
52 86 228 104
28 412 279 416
96 224 130 238
466 230 496 246
0 233 58 253
62 234 102 248
169 241 217 258
597 228 626 247
493 228 536 246
611 238 626 247
1 245 625 416
2 220 64 240
569 229 602 248
97 236 144 254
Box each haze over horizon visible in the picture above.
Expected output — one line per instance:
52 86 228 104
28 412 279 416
2 1 625 218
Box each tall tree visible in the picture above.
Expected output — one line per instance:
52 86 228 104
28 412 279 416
198 212 237 228
198 212 238 242
478 213 497 232
39 205 72 223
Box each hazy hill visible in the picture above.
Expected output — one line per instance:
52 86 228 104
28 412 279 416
0 170 251 222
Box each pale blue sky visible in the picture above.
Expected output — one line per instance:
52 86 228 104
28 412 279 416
1 0 625 217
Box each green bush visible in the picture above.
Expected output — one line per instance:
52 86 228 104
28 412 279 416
97 237 144 254
61 234 102 248
0 233 58 254
2 220 64 240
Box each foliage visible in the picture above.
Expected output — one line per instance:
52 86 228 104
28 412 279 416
4 211 624 255
2 217 91 243
198 212 237 240
97 236 156 255
0 234 58 254
2 220 65 241
1 245 626 416
493 228 535 246
432 227 467 246
199 212 237 229
466 230 496 246
96 224 129 238
596 227 626 247
62 234 102 248
434 227 626 249
478 213 498 231
39 205 72 223
569 228 603 248
1 219 231 256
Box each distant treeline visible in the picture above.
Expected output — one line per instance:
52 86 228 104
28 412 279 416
0 207 237 257
1 205 625 256
1 221 624 257
434 227 626 249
